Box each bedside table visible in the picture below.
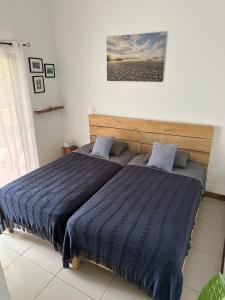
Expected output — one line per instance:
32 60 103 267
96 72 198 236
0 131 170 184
62 145 77 155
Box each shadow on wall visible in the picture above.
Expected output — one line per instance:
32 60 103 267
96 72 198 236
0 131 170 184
207 125 225 194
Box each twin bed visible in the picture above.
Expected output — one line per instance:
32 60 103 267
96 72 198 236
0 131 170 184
0 144 134 250
0 114 214 300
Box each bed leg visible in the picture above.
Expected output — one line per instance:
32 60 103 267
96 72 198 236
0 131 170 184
7 227 14 233
72 257 80 271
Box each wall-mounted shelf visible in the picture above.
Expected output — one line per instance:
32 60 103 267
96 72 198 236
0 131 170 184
34 106 64 114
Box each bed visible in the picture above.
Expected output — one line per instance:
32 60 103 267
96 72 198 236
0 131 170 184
62 114 214 300
0 135 135 252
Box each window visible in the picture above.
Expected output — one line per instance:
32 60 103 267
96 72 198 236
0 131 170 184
0 42 38 186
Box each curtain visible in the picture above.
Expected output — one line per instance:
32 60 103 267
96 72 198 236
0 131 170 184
0 42 39 187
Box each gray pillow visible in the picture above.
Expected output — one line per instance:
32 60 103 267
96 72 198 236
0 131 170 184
85 143 94 153
143 152 152 163
173 150 189 169
92 136 114 159
110 141 128 156
144 149 189 169
147 142 178 172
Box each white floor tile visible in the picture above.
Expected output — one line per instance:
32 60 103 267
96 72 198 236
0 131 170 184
23 239 62 274
192 221 224 257
4 256 53 300
0 230 39 254
101 275 148 300
181 287 198 300
36 277 91 300
0 290 11 300
0 244 19 269
0 263 8 293
198 198 225 229
57 261 115 300
183 248 221 292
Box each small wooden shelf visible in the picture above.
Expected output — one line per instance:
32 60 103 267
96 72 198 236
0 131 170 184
62 145 77 156
34 106 64 114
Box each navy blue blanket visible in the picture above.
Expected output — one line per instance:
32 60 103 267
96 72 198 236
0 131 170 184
63 165 202 300
0 153 121 251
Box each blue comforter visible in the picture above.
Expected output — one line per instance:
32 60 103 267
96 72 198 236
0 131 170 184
0 153 121 251
63 165 202 300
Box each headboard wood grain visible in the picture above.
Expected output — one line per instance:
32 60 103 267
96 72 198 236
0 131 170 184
89 114 214 166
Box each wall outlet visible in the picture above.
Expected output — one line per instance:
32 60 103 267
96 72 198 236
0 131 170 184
90 104 96 113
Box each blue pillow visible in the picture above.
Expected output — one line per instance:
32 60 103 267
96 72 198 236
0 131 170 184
91 136 114 159
147 142 178 172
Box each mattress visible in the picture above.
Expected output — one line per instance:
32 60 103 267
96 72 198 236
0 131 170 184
0 152 121 251
75 143 136 167
128 153 206 191
62 165 202 300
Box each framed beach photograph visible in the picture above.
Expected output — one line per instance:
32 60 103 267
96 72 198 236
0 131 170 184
107 32 167 82
28 57 43 73
44 64 55 78
32 76 45 93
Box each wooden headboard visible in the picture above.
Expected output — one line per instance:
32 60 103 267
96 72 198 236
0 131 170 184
89 114 214 166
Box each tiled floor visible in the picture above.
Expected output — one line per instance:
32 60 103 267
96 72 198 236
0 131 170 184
0 197 224 300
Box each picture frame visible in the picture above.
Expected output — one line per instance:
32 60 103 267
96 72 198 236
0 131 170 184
32 76 45 93
28 57 43 73
44 64 55 78
107 32 167 82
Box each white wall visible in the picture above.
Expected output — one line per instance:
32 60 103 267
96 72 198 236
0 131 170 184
49 0 225 194
0 0 64 165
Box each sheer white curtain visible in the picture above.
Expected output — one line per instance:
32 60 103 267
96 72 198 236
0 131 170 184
0 42 39 187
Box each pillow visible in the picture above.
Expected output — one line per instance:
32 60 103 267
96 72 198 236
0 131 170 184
173 150 189 169
147 142 178 172
143 152 151 163
110 141 128 156
85 143 94 153
144 149 189 169
91 136 114 159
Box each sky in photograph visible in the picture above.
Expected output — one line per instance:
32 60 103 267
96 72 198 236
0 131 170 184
107 32 167 62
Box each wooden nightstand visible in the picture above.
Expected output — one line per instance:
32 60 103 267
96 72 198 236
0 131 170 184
62 145 77 156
